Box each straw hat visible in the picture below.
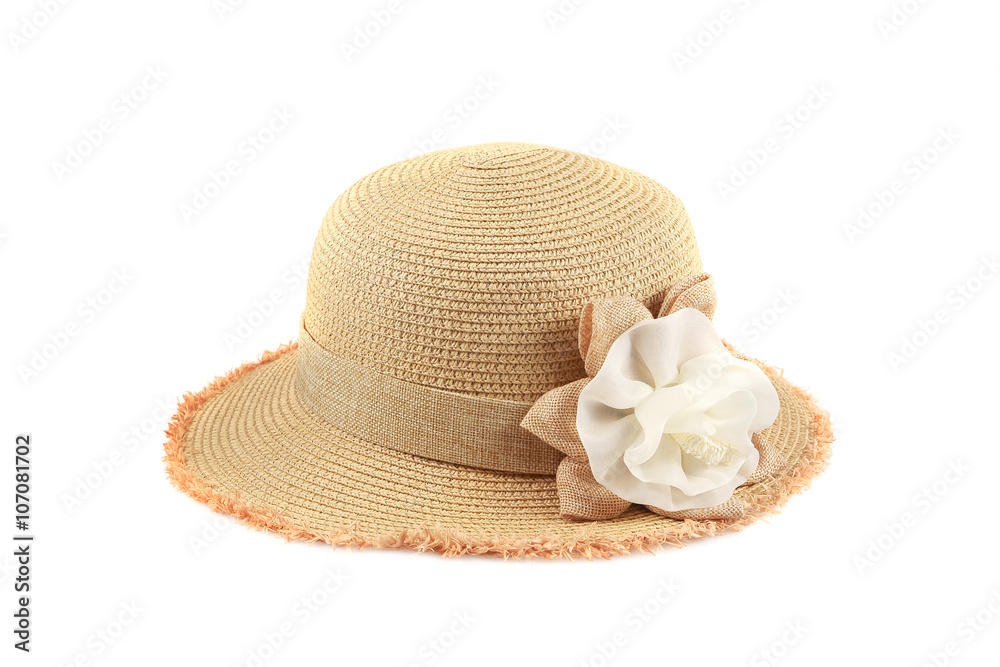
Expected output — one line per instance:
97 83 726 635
164 142 832 559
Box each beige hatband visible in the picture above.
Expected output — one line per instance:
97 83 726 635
295 321 560 475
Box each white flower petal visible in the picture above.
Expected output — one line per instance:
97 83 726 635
624 433 683 484
577 307 781 512
578 411 641 478
631 387 694 464
661 404 714 438
628 309 728 387
704 390 758 445
582 373 653 411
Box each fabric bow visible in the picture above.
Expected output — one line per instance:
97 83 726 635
521 273 786 521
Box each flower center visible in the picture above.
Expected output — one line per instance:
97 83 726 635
672 432 738 466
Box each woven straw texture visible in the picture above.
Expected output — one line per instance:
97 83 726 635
165 142 833 559
304 142 703 400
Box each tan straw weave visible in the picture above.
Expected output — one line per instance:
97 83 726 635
164 142 833 559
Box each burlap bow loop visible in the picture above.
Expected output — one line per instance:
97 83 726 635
659 272 717 319
579 297 654 377
521 273 785 522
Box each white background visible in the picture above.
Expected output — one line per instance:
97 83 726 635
2 0 999 665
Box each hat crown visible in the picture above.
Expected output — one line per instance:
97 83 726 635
303 142 702 401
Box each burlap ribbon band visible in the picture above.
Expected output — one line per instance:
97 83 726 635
294 322 562 475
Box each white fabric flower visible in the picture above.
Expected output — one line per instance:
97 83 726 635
576 308 780 512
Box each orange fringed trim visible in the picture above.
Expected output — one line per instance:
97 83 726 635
163 344 834 560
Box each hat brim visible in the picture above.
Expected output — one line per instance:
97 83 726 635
164 343 832 559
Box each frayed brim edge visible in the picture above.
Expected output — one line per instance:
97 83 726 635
163 343 834 561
